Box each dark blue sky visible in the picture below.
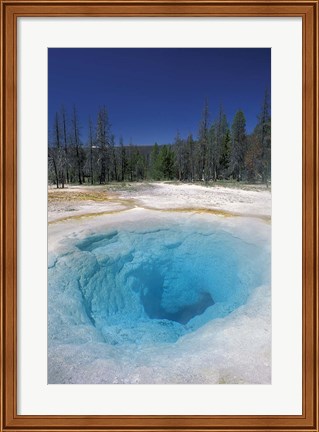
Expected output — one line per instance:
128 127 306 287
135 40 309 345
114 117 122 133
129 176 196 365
48 48 270 146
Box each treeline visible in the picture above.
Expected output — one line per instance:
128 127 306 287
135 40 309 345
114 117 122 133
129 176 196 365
48 91 270 187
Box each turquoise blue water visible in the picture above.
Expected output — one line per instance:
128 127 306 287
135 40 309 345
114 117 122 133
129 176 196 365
48 221 269 347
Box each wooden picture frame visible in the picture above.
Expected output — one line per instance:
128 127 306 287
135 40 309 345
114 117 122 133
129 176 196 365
0 1 318 431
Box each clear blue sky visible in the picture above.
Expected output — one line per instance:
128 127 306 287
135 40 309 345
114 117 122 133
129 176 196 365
48 48 270 146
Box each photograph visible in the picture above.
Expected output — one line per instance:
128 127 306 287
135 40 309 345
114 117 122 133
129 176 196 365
47 47 271 385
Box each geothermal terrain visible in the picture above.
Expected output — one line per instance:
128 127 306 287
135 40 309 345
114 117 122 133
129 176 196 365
48 182 271 384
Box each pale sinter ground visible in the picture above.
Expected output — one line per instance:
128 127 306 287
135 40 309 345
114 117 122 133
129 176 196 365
48 181 271 223
48 182 271 384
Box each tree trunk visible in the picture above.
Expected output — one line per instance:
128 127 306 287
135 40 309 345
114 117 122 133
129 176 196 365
76 146 82 184
52 158 59 188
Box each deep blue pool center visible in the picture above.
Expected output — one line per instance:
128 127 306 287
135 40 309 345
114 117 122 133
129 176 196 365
53 222 269 346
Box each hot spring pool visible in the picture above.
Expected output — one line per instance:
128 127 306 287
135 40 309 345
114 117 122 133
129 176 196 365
48 214 271 384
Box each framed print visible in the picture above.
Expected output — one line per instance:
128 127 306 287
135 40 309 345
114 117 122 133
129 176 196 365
0 1 318 431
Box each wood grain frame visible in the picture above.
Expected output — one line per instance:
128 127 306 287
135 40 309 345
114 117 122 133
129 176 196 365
0 1 318 431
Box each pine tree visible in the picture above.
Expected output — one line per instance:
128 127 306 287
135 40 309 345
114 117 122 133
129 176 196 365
198 100 210 181
110 134 118 181
219 129 231 177
175 132 182 180
53 112 62 188
231 110 247 181
245 134 262 182
71 106 84 184
61 105 69 184
96 106 111 184
216 107 229 180
119 137 127 181
150 143 162 180
187 134 196 181
159 145 175 180
88 118 95 184
255 89 271 184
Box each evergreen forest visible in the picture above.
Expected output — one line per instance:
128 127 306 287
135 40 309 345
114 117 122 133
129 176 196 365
48 91 270 187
